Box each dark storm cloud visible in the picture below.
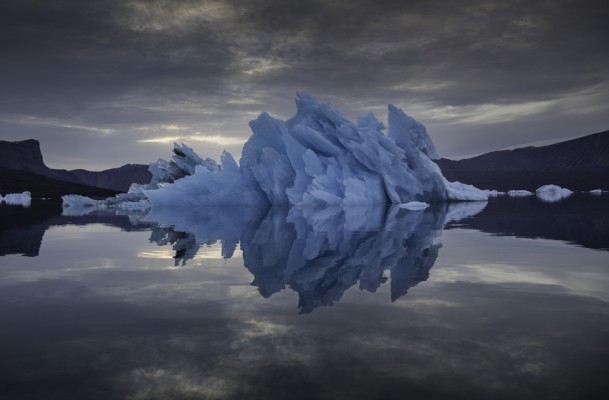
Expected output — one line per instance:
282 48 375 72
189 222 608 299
0 0 608 168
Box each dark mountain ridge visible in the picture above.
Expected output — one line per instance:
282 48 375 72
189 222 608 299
437 129 609 191
0 139 151 197
2 129 607 198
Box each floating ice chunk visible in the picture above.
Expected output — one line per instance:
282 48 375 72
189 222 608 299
1 191 31 207
399 201 429 210
590 189 602 195
62 194 99 208
61 194 102 215
444 179 488 201
508 190 533 197
535 184 573 203
482 189 505 197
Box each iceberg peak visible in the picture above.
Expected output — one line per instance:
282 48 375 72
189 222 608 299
294 91 320 114
388 103 439 160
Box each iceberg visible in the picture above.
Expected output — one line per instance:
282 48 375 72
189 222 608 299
1 191 31 207
63 93 487 210
535 184 573 203
590 189 602 195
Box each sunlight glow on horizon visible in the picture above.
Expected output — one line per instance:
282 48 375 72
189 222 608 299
139 135 246 146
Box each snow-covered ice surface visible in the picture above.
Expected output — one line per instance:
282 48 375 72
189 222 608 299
535 184 573 203
508 190 534 197
63 93 487 210
1 191 31 207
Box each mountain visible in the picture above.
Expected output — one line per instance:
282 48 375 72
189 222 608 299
69 164 152 192
0 169 121 199
0 139 151 197
437 130 609 191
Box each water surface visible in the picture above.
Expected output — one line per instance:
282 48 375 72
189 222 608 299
0 196 608 399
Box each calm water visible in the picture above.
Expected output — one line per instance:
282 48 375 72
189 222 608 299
0 196 608 400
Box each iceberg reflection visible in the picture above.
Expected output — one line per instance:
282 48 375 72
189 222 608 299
142 202 486 313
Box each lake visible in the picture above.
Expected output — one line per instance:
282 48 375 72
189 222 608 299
1 195 608 399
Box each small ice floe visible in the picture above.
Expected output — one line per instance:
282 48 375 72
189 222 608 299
1 191 32 207
62 194 99 208
535 184 573 203
590 189 603 195
482 189 505 197
508 190 533 197
399 201 430 210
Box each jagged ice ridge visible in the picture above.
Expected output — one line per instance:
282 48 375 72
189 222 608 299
63 93 487 210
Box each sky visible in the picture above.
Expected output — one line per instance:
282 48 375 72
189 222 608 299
1 0 608 170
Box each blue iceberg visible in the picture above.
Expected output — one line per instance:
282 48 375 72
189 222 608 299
63 93 486 211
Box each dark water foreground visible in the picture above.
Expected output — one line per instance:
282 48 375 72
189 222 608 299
0 196 608 399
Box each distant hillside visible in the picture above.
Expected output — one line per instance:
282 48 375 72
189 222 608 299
0 169 120 198
70 164 151 192
437 130 609 191
0 139 151 197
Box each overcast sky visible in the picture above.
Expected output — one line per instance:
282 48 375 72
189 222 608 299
1 0 608 170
